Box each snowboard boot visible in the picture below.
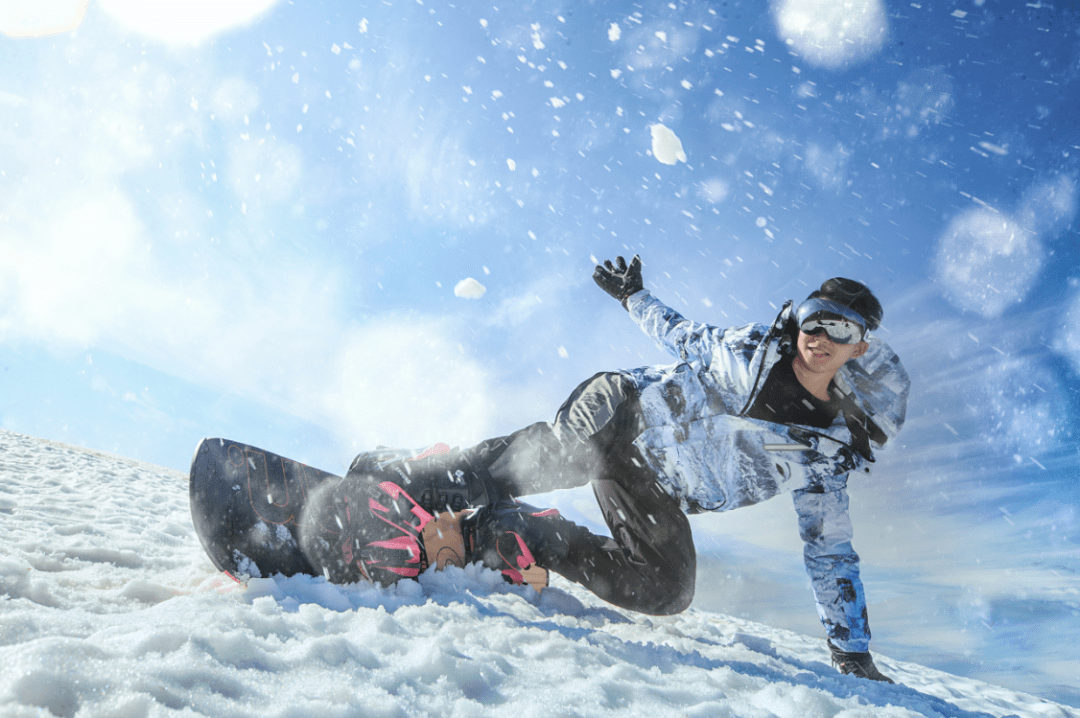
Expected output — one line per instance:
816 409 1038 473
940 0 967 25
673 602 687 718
463 500 560 592
828 640 895 683
415 503 548 590
462 499 607 593
460 495 690 609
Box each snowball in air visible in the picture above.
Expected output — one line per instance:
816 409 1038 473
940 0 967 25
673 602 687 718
454 278 487 299
650 124 687 165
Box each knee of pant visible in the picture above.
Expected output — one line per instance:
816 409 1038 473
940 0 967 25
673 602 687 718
650 576 695 615
648 554 696 615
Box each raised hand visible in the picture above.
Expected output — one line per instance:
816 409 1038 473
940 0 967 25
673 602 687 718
592 255 643 308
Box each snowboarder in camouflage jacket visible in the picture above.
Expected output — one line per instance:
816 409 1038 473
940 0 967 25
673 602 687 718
317 255 908 682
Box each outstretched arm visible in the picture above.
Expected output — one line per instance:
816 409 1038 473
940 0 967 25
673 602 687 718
594 255 739 366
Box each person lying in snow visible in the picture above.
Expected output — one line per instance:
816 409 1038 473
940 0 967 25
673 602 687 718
300 256 909 683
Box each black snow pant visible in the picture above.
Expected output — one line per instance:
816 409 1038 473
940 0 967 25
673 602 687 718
311 372 697 614
472 372 697 615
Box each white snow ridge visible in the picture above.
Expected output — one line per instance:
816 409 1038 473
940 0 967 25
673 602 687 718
0 428 1074 717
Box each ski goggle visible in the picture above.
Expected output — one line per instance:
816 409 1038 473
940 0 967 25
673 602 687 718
794 298 867 344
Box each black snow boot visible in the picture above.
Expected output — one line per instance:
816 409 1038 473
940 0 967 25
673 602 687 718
828 640 895 683
463 499 575 592
462 497 686 613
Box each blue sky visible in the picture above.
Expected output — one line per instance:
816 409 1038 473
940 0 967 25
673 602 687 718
1 0 1078 704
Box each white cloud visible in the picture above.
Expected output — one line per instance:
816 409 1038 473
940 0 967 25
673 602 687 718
319 320 492 450
0 0 87 37
896 66 955 128
398 121 495 227
699 178 730 203
0 17 499 455
0 192 153 346
0 185 494 452
610 21 701 92
1016 175 1077 237
803 142 850 191
771 0 888 70
1053 285 1080 377
227 137 304 211
96 0 281 45
210 77 260 122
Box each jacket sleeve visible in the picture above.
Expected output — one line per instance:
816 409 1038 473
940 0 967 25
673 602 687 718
792 485 872 653
624 289 730 367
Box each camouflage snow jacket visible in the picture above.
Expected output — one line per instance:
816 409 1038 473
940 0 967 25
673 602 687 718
623 289 909 513
621 290 910 653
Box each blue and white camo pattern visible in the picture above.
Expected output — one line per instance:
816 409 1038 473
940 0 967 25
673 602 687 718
621 289 910 652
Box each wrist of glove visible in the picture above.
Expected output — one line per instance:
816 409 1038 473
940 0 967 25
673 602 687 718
592 255 644 309
827 641 894 683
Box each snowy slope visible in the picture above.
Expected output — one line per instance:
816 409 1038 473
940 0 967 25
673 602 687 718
0 428 1073 718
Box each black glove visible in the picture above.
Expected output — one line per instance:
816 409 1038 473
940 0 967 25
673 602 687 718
828 640 895 683
593 255 643 309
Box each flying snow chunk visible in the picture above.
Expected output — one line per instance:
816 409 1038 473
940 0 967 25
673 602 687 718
507 159 516 171
650 124 687 166
771 0 888 70
454 278 487 300
608 22 621 41
933 208 1042 318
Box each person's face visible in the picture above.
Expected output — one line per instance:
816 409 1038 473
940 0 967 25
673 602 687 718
795 329 868 378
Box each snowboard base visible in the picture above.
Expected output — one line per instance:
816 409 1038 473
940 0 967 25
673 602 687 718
189 438 340 579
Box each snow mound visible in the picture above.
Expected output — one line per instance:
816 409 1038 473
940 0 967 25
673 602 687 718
0 428 1072 717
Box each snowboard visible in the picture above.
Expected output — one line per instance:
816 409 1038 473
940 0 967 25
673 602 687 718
189 438 469 584
189 437 340 580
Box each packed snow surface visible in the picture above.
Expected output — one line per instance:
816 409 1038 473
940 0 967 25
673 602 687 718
0 428 1074 718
